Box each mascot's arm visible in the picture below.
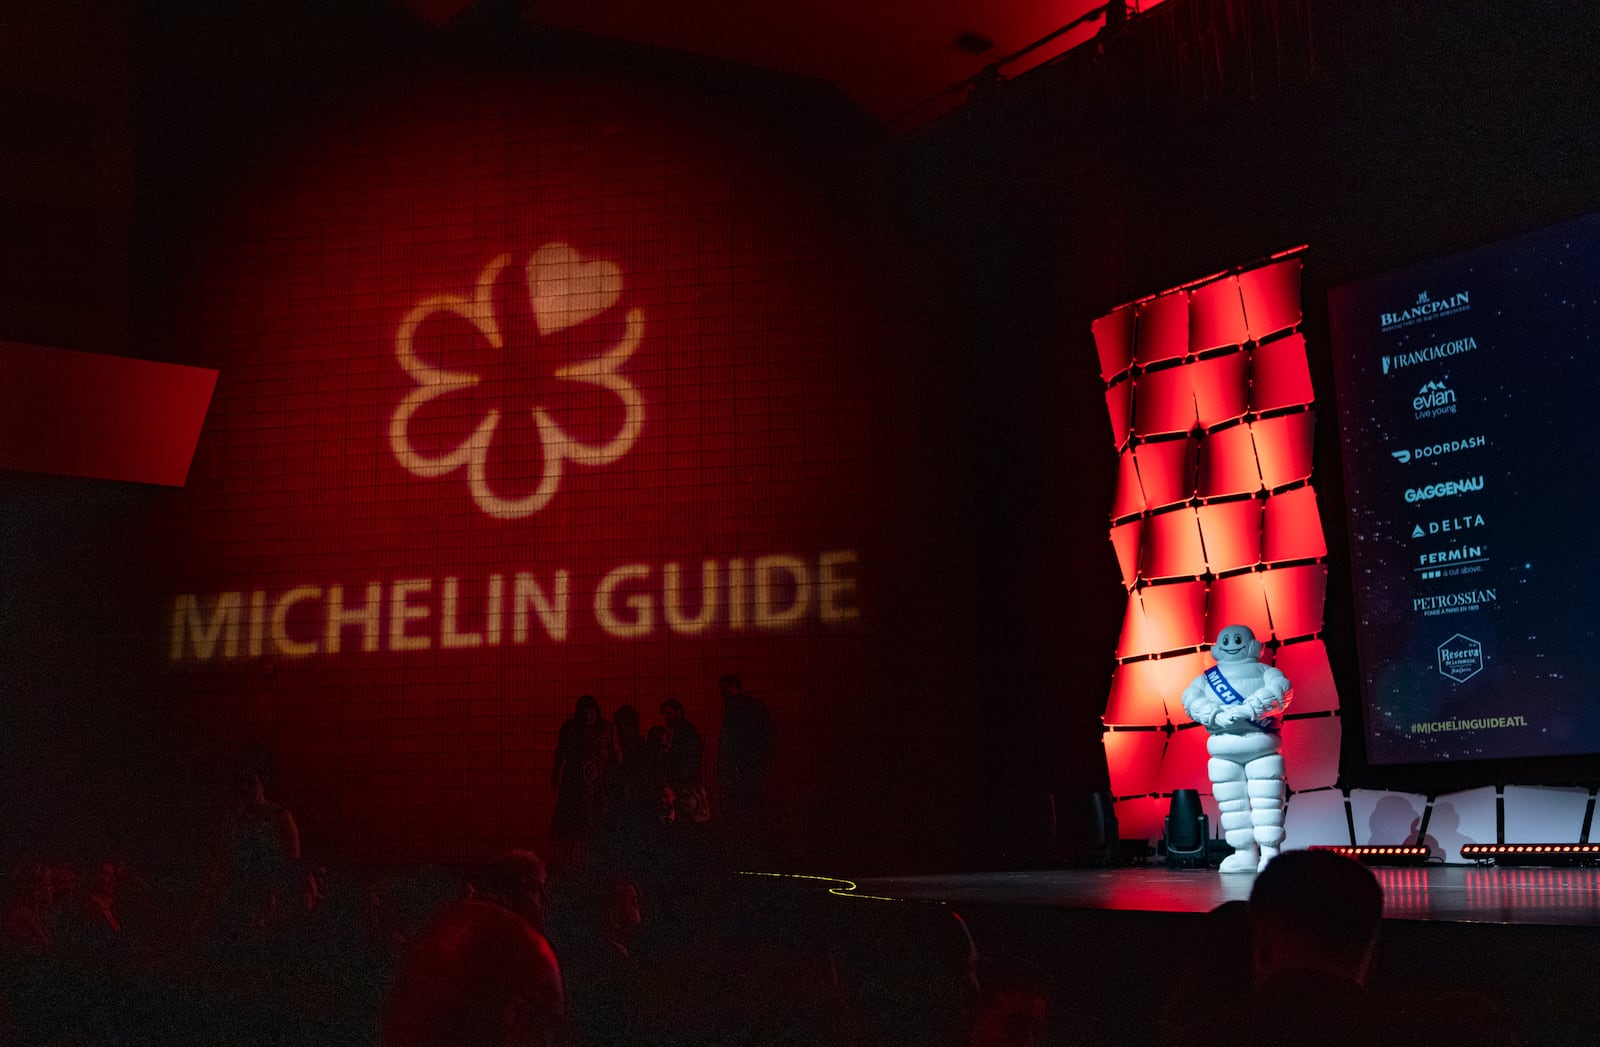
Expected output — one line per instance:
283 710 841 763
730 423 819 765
1181 678 1226 730
1246 666 1292 719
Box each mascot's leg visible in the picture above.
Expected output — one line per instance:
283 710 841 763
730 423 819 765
1245 750 1287 872
1208 756 1255 873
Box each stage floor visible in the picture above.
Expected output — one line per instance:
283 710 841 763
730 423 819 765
853 864 1600 927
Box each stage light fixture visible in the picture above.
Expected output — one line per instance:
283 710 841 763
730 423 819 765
1308 845 1430 866
1162 788 1211 868
1459 844 1600 867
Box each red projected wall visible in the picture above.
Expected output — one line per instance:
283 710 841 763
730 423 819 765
150 71 932 863
1092 251 1342 843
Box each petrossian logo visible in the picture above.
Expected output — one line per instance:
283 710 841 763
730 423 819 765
1380 289 1470 332
1390 434 1485 464
1414 589 1497 617
389 244 645 520
1381 335 1478 376
1404 476 1483 503
1413 379 1457 420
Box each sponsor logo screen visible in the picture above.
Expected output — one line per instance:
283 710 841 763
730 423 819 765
1328 210 1600 764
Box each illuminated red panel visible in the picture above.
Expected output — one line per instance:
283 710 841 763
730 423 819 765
1196 497 1262 573
1103 651 1208 725
1113 795 1169 844
1261 485 1326 562
1156 725 1212 793
1261 564 1327 640
1116 580 1207 660
1093 304 1137 382
1251 412 1315 489
1195 424 1261 498
1272 639 1339 714
1142 508 1206 580
1281 714 1340 791
1105 729 1167 797
1111 449 1145 520
1238 256 1303 339
1188 276 1248 353
1250 332 1315 413
1104 661 1164 725
1109 519 1143 590
0 340 217 486
1132 437 1195 511
1132 366 1196 437
1189 350 1249 428
1133 291 1188 367
1205 571 1271 643
1105 380 1133 448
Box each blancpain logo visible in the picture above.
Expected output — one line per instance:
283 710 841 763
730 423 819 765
1381 289 1471 332
1413 380 1458 419
1381 335 1478 375
1411 514 1485 538
1404 476 1483 503
1390 434 1486 464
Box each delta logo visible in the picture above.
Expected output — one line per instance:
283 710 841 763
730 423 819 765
1380 289 1471 332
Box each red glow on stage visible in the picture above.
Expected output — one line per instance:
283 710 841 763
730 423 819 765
1272 640 1339 715
1238 257 1303 339
1092 304 1136 383
1261 485 1326 562
1132 365 1197 436
1112 449 1146 519
1115 581 1207 661
1103 730 1166 797
1251 412 1316 489
1195 498 1262 574
1188 350 1250 427
1108 519 1143 591
1103 652 1206 726
1260 564 1327 640
1250 332 1315 412
1195 424 1261 498
1205 571 1271 642
1142 509 1205 581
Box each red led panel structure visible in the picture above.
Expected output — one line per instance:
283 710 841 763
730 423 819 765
1141 508 1206 581
1115 580 1207 661
1092 248 1339 840
1188 276 1248 353
1239 256 1303 339
1250 332 1315 413
1133 291 1188 367
1112 449 1146 520
1132 366 1197 436
1262 484 1327 562
1189 350 1250 428
1133 437 1196 512
1195 498 1262 574
1105 381 1134 448
1093 304 1136 382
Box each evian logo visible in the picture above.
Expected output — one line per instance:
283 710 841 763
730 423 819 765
1413 379 1457 419
389 244 646 520
1381 289 1470 332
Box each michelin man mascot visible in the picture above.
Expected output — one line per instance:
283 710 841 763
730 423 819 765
1181 624 1292 873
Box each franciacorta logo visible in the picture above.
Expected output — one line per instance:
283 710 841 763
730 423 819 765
170 552 860 660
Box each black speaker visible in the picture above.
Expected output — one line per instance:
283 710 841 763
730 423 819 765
1085 790 1120 867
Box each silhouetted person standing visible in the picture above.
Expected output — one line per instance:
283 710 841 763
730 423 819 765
658 699 702 792
552 696 620 863
716 675 775 850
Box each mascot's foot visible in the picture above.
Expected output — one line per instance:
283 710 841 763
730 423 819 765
1219 846 1259 873
1257 846 1280 873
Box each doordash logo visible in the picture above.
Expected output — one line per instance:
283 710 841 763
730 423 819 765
389 244 645 520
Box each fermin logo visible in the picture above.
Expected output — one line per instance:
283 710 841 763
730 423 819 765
1413 380 1458 420
1416 544 1488 579
1437 633 1484 683
1380 289 1471 332
1411 513 1485 539
1404 476 1483 504
1381 335 1478 375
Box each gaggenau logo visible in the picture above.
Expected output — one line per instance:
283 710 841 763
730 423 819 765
1380 289 1471 332
1404 476 1483 503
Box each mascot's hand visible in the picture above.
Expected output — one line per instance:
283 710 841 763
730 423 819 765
1212 706 1251 730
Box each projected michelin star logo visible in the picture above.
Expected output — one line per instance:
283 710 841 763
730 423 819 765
389 245 644 519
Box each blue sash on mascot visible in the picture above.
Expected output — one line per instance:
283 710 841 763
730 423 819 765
1204 666 1280 734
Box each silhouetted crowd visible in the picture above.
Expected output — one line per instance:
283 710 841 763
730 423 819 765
0 679 1533 1046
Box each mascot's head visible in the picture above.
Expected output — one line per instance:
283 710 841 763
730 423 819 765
1212 624 1262 663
